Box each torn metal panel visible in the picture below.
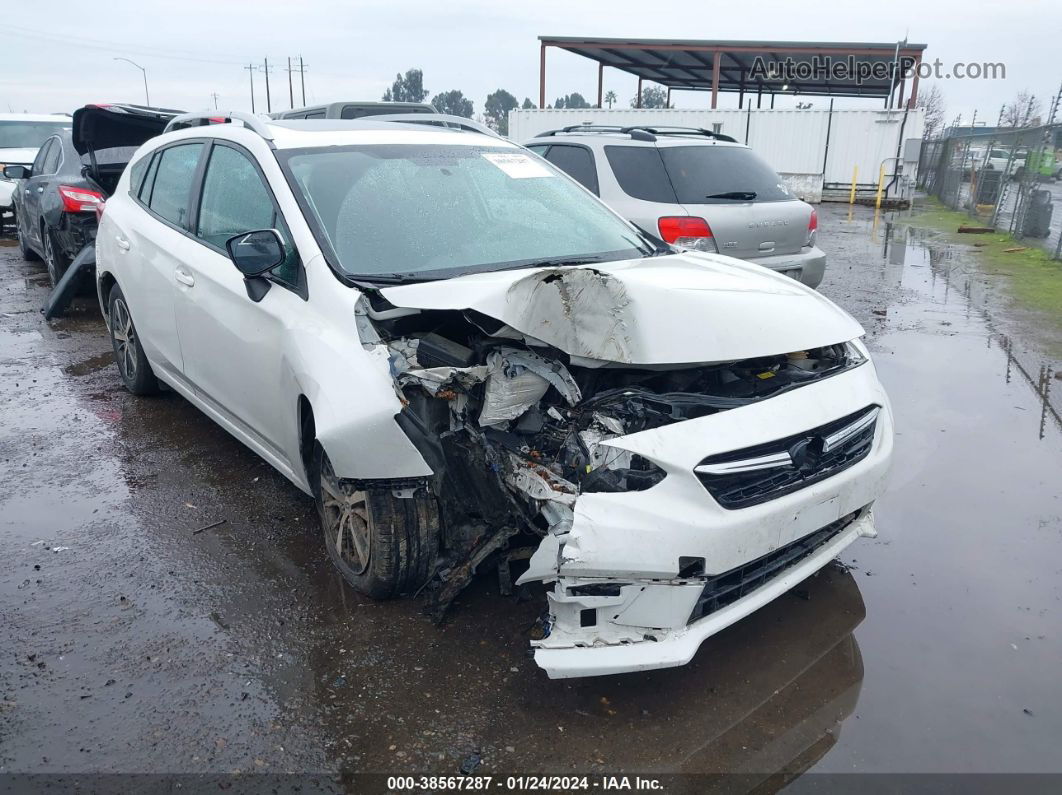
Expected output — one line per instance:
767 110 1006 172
379 252 864 365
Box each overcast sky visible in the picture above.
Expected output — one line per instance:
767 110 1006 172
4 0 1058 128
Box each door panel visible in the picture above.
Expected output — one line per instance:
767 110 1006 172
173 142 301 464
22 139 55 243
118 142 205 379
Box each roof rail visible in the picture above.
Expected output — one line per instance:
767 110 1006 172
370 113 500 137
534 124 737 144
164 110 274 141
535 124 656 141
623 125 738 143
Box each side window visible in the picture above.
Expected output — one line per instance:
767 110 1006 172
603 146 677 203
196 144 299 285
525 144 550 157
128 154 150 197
305 110 326 119
42 140 62 175
544 145 599 195
31 139 54 175
148 143 203 228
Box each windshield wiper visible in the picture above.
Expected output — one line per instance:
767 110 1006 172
706 191 757 200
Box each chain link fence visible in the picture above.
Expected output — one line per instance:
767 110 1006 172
917 124 1062 259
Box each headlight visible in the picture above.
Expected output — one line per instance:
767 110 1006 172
845 340 869 366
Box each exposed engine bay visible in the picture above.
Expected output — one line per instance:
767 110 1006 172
355 289 865 619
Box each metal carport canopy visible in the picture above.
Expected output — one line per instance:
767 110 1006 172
538 36 927 109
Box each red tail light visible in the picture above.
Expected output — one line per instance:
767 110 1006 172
658 216 714 251
806 208 818 245
94 199 107 223
58 185 105 214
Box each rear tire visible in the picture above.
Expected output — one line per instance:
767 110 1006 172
42 226 68 287
107 284 159 396
313 446 438 599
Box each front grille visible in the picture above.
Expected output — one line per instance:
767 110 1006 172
695 405 879 509
688 512 858 624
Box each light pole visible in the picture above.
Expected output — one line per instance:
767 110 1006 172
114 57 150 106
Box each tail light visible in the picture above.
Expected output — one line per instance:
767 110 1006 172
658 216 714 251
94 199 107 223
806 208 818 246
58 185 105 214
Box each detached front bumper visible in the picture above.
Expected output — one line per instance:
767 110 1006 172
748 245 826 289
527 360 893 679
536 509 875 678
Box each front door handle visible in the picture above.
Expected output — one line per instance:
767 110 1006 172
115 235 131 251
175 268 195 287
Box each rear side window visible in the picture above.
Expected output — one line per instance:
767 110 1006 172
305 110 326 119
604 146 677 203
42 140 62 174
543 145 599 195
658 146 792 204
147 143 203 228
31 140 53 174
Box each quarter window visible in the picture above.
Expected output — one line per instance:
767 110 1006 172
128 155 150 197
603 146 677 203
147 143 203 228
196 144 298 284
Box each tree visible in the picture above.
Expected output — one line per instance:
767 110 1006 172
1001 89 1041 127
604 90 617 109
917 84 946 139
382 68 428 103
521 97 536 109
484 89 519 134
553 92 591 110
431 89 473 118
631 86 668 109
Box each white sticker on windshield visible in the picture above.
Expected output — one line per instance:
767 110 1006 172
482 152 554 179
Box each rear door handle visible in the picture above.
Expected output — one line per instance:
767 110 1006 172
115 235 131 251
175 268 195 287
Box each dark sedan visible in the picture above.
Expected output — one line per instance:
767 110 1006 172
5 104 180 286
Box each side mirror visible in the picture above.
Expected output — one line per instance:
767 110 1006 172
225 229 285 277
3 165 29 180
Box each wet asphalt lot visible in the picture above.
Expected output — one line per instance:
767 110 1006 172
1 203 1060 788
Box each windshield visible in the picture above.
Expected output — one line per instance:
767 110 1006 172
278 144 649 281
0 121 71 149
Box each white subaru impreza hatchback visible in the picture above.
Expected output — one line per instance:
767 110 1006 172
96 111 893 679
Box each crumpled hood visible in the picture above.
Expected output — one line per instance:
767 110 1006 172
379 252 863 365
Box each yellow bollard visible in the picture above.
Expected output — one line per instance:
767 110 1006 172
849 165 858 204
875 163 886 210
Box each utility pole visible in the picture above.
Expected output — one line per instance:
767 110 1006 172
299 56 307 105
244 64 256 113
211 92 220 109
263 58 273 113
286 57 294 109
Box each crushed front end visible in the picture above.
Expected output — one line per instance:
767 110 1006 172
356 263 893 678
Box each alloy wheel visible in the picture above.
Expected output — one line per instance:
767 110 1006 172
43 231 60 284
110 296 139 382
319 458 371 576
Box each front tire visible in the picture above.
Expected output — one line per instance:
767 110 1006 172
313 447 438 599
16 211 40 261
107 284 159 396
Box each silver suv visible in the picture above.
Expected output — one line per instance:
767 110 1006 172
524 125 825 288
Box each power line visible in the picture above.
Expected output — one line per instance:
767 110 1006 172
6 23 252 65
